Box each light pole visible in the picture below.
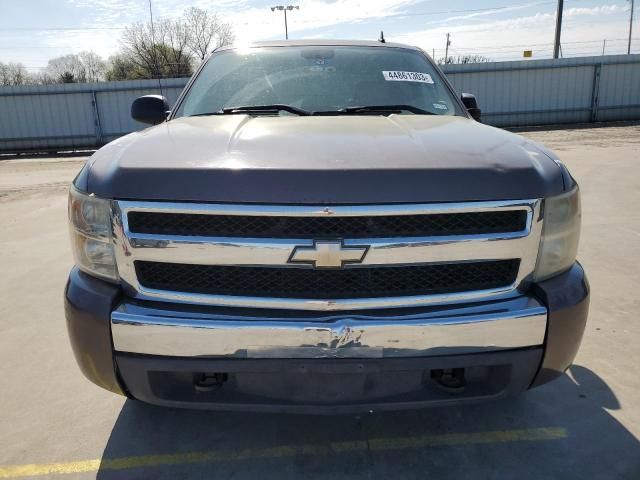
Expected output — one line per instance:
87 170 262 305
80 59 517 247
271 5 299 40
553 0 564 59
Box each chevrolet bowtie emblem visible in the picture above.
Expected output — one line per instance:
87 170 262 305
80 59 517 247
289 241 369 269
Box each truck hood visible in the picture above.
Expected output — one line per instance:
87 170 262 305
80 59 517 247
81 115 565 203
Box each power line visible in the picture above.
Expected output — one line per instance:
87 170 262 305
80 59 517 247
0 27 124 31
5 37 628 54
436 38 631 54
0 0 557 31
381 1 557 20
255 1 559 26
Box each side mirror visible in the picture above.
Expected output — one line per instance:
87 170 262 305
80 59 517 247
131 95 169 125
461 93 481 122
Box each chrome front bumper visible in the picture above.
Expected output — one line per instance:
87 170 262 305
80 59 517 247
111 296 547 358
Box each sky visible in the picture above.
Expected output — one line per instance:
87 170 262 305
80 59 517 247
0 0 637 71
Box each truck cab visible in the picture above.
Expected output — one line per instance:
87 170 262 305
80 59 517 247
65 40 588 412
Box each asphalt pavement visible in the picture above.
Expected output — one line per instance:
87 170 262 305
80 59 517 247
0 124 639 479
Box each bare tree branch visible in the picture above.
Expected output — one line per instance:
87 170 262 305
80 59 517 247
0 62 30 85
183 7 235 61
108 7 235 80
44 52 106 83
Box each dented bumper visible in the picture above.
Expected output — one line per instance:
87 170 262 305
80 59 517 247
64 263 589 412
111 296 547 359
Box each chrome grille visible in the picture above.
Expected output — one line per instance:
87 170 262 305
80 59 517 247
135 260 521 299
111 200 543 311
127 210 528 238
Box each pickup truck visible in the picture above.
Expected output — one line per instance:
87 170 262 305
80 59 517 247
65 39 589 413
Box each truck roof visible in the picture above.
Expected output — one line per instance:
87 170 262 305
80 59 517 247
216 39 422 52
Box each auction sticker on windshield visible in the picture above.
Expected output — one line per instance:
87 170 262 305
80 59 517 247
382 71 434 84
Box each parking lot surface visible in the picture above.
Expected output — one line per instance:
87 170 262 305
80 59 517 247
1 124 639 479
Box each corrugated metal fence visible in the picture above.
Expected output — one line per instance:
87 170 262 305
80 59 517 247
0 78 186 153
444 54 640 127
1 54 639 153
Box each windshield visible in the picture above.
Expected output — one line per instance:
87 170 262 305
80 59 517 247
174 46 463 117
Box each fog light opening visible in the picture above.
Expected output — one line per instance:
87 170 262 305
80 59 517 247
431 368 466 393
194 372 228 392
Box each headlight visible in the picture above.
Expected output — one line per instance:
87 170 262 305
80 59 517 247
68 186 119 282
534 186 581 282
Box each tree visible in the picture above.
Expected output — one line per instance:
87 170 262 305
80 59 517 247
183 7 235 61
437 55 493 65
106 43 193 80
112 7 234 80
119 21 194 79
105 54 139 81
0 62 29 86
46 54 85 82
78 51 107 82
45 52 106 83
29 71 56 85
30 6 234 84
59 72 76 83
156 18 193 74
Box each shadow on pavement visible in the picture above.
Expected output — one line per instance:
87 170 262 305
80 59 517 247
97 365 640 480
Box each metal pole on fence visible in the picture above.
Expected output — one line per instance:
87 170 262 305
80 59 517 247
629 0 635 55
590 63 602 123
553 0 564 59
445 33 451 63
91 90 103 146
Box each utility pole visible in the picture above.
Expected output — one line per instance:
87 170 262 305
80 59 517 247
271 5 299 40
629 0 635 54
602 39 607 56
553 0 564 59
445 33 451 63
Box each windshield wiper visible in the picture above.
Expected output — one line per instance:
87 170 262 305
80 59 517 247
337 105 436 115
192 104 433 117
220 104 311 116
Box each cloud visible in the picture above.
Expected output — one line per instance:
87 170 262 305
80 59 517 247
40 0 420 60
66 0 143 27
565 4 626 16
226 0 420 43
391 3 632 60
35 29 122 62
62 0 420 45
10 0 634 69
427 1 552 25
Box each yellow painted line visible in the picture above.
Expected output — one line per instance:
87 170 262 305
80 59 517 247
0 427 567 478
